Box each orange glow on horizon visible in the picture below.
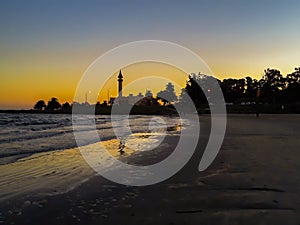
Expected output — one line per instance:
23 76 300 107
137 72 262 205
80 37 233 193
0 54 299 109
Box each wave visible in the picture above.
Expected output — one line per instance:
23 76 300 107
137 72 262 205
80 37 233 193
0 113 183 164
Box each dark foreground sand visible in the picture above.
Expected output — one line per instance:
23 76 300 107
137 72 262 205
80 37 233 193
1 114 300 225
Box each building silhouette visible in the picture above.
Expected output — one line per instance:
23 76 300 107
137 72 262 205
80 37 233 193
109 70 158 106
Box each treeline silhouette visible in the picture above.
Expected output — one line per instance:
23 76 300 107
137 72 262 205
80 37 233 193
181 67 300 113
33 67 300 114
34 98 72 113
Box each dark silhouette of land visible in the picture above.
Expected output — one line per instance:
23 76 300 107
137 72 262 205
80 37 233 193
1 67 299 115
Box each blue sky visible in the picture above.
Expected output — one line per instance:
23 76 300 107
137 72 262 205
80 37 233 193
1 0 300 49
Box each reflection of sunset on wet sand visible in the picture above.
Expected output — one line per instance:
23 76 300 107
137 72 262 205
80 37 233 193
0 115 299 224
0 115 182 200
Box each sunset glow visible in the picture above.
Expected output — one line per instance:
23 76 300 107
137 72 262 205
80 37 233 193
1 1 300 109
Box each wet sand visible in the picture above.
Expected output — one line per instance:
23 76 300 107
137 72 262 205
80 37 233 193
1 114 300 225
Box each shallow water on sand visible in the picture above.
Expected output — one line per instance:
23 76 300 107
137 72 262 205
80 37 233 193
0 113 184 200
0 113 185 164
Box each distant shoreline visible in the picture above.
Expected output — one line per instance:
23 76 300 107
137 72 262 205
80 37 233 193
0 105 179 115
1 102 300 115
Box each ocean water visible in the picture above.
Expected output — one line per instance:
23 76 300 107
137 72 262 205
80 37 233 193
0 113 184 165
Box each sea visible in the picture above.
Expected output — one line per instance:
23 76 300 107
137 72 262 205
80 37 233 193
0 113 184 165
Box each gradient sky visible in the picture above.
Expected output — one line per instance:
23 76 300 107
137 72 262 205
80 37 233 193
1 0 300 109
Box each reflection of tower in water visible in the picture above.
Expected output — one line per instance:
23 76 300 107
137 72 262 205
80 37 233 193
118 137 126 155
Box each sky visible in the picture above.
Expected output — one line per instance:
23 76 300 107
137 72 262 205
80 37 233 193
0 0 300 109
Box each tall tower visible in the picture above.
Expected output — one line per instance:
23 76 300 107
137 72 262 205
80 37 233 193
118 70 123 97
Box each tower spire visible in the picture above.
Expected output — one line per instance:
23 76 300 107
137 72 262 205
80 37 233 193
118 70 123 79
118 70 123 97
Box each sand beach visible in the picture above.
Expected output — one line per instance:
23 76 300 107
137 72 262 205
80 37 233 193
0 114 299 225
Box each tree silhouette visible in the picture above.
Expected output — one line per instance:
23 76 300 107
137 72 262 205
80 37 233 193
184 73 220 107
145 90 153 98
61 102 71 112
286 67 300 84
221 78 246 103
33 100 46 111
284 67 300 103
157 82 177 105
46 97 61 111
156 90 168 105
260 68 285 103
244 76 259 100
180 68 300 109
178 88 188 105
